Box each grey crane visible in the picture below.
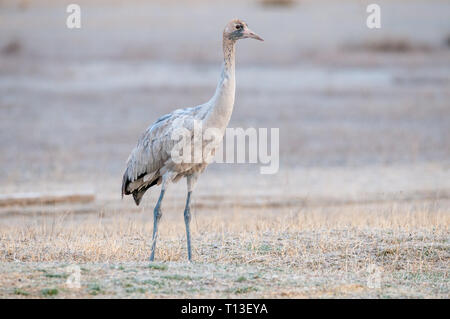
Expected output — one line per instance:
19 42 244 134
122 19 263 261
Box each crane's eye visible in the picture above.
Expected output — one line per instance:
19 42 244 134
235 24 243 30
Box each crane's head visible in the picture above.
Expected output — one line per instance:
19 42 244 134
223 19 264 42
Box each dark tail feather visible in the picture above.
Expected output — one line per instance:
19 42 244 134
131 178 159 206
132 188 147 206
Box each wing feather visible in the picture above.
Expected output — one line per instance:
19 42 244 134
121 104 209 198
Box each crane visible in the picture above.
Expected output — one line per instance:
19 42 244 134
122 19 263 261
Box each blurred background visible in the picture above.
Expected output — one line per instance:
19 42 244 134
0 0 449 209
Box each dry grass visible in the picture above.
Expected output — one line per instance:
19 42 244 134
0 200 448 298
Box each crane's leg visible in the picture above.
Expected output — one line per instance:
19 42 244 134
184 174 199 261
183 191 192 261
149 187 165 261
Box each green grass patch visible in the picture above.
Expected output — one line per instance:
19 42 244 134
393 271 448 283
258 244 272 253
148 263 168 270
44 273 69 279
14 288 30 296
41 288 59 296
161 274 192 281
140 279 164 287
236 276 247 282
87 283 102 295
234 286 258 294
125 287 147 294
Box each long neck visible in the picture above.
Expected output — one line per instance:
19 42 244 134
204 37 236 131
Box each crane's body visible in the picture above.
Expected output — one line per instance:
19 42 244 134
122 19 263 261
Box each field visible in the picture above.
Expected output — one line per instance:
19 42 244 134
1 200 449 298
0 0 449 298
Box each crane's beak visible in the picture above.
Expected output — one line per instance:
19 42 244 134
245 28 264 41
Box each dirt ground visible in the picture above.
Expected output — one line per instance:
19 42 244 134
0 0 449 298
